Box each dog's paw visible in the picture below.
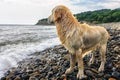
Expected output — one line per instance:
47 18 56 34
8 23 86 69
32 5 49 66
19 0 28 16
98 66 104 72
77 72 87 79
77 71 87 79
65 68 74 74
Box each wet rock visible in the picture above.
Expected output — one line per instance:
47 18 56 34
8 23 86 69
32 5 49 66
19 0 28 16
35 59 41 64
14 76 21 80
112 67 116 71
104 74 111 79
61 50 68 54
26 69 33 74
4 70 10 76
60 74 66 80
52 66 59 74
29 76 39 80
85 70 94 78
97 72 104 77
14 70 22 76
21 73 29 80
114 62 120 68
40 73 46 78
108 77 117 80
63 54 69 60
5 71 15 80
114 46 120 53
0 77 6 80
6 75 15 80
89 68 99 74
47 72 53 79
112 71 120 79
106 62 113 69
63 61 70 67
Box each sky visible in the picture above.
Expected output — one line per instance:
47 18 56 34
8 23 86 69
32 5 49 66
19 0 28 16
0 0 120 24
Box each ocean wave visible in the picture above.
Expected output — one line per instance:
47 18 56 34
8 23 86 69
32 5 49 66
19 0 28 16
0 25 59 78
0 38 60 78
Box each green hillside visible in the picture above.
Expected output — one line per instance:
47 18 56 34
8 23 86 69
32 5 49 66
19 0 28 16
36 8 120 25
75 8 120 23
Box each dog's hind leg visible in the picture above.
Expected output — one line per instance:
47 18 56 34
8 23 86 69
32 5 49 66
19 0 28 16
65 53 76 74
98 43 107 72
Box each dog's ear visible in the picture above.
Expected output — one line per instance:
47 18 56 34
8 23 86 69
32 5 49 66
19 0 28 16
54 9 62 21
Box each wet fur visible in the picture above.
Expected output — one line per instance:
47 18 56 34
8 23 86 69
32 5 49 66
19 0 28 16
48 5 110 79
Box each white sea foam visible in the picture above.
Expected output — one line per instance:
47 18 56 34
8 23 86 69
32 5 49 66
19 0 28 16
0 25 60 78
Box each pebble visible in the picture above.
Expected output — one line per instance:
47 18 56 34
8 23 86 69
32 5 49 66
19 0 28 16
47 72 53 78
97 72 104 77
112 71 120 79
85 70 94 77
0 77 6 80
29 76 38 80
14 76 21 80
21 73 29 80
114 46 120 53
104 74 111 79
108 77 117 80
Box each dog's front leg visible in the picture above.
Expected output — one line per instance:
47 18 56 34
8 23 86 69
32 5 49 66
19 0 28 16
76 49 86 79
65 53 76 74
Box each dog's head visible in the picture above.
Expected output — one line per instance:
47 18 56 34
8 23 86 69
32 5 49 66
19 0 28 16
48 5 71 24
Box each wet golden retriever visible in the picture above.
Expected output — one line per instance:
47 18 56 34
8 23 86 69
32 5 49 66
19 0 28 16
48 5 109 79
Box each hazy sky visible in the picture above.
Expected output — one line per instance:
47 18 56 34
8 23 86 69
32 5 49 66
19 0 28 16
0 0 120 24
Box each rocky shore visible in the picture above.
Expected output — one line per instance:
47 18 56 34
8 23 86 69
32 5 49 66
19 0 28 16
1 25 120 80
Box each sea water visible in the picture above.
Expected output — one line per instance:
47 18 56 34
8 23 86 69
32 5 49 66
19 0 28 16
0 25 60 78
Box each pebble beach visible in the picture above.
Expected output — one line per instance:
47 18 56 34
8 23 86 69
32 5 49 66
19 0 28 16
1 23 120 80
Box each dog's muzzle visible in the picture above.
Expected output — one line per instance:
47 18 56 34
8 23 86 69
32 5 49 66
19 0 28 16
48 16 54 24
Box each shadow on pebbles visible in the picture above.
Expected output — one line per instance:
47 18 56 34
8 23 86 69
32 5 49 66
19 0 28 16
1 28 120 80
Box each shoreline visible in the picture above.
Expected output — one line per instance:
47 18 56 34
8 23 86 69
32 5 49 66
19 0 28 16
1 26 120 80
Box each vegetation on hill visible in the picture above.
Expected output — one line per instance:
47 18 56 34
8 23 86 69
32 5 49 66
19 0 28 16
36 8 120 25
75 8 120 24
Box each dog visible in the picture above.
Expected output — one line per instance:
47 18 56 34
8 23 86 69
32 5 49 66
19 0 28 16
48 5 110 79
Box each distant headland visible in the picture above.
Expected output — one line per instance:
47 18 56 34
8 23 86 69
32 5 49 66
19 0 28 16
36 8 120 25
